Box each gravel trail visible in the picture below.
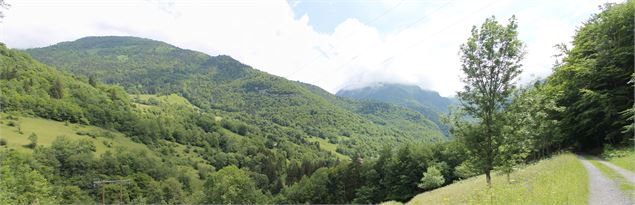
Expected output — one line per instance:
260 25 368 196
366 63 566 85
578 155 633 205
591 156 635 185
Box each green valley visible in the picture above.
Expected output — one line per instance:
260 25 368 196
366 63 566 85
1 0 633 204
26 36 446 157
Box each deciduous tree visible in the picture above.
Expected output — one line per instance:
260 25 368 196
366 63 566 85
457 15 525 186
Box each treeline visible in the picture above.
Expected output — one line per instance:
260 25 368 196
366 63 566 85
278 141 471 203
546 1 634 150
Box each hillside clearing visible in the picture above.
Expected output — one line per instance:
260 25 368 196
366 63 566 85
306 136 350 160
0 113 150 155
404 153 588 205
132 93 199 110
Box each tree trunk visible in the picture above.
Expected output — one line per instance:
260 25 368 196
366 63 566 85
485 170 492 187
506 173 510 183
485 111 493 188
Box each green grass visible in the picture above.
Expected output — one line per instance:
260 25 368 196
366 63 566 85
404 153 588 205
0 113 150 155
163 140 208 165
133 94 197 109
306 137 350 160
588 157 635 200
603 148 635 172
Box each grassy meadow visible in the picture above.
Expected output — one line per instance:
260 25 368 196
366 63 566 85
306 136 350 160
402 153 588 205
0 112 150 155
133 94 199 109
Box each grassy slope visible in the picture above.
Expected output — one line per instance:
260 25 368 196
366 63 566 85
610 153 635 172
401 153 587 205
133 94 198 109
0 113 150 155
306 137 350 161
588 157 635 200
604 148 635 172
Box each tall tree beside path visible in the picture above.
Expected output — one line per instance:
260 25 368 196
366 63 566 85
457 15 525 186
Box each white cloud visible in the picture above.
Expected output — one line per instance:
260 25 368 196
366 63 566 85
0 0 617 97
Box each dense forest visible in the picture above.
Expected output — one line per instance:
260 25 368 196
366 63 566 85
0 1 633 204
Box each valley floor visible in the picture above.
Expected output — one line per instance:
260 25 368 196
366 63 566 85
397 152 635 205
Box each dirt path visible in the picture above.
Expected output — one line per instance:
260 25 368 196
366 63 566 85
591 156 635 185
577 155 632 205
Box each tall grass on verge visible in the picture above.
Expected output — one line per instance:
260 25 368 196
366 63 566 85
602 147 635 172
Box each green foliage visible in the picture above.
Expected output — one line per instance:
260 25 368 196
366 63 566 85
453 160 479 179
26 36 446 157
279 142 468 204
2 2 630 202
0 43 344 201
546 1 634 150
203 165 268 204
49 77 64 99
457 15 525 186
28 132 38 148
418 166 445 190
407 154 588 205
0 43 136 129
337 83 457 135
602 146 635 172
0 150 59 204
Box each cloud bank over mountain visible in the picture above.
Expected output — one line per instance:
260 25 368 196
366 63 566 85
0 0 615 96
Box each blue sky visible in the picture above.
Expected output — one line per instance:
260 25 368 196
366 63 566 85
0 0 620 96
288 0 441 34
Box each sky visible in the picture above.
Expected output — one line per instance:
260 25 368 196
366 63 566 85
0 0 619 96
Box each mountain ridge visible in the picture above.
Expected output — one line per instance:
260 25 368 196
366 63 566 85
25 36 447 157
336 83 457 135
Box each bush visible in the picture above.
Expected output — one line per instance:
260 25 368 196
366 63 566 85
76 130 97 138
147 97 160 105
602 144 630 159
100 130 116 139
418 166 445 190
0 138 7 146
28 133 38 148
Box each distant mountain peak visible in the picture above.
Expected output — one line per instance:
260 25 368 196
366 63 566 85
337 83 457 136
337 83 448 108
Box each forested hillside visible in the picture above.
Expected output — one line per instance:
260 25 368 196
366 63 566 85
337 83 457 135
26 36 446 157
0 36 446 204
0 42 349 203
